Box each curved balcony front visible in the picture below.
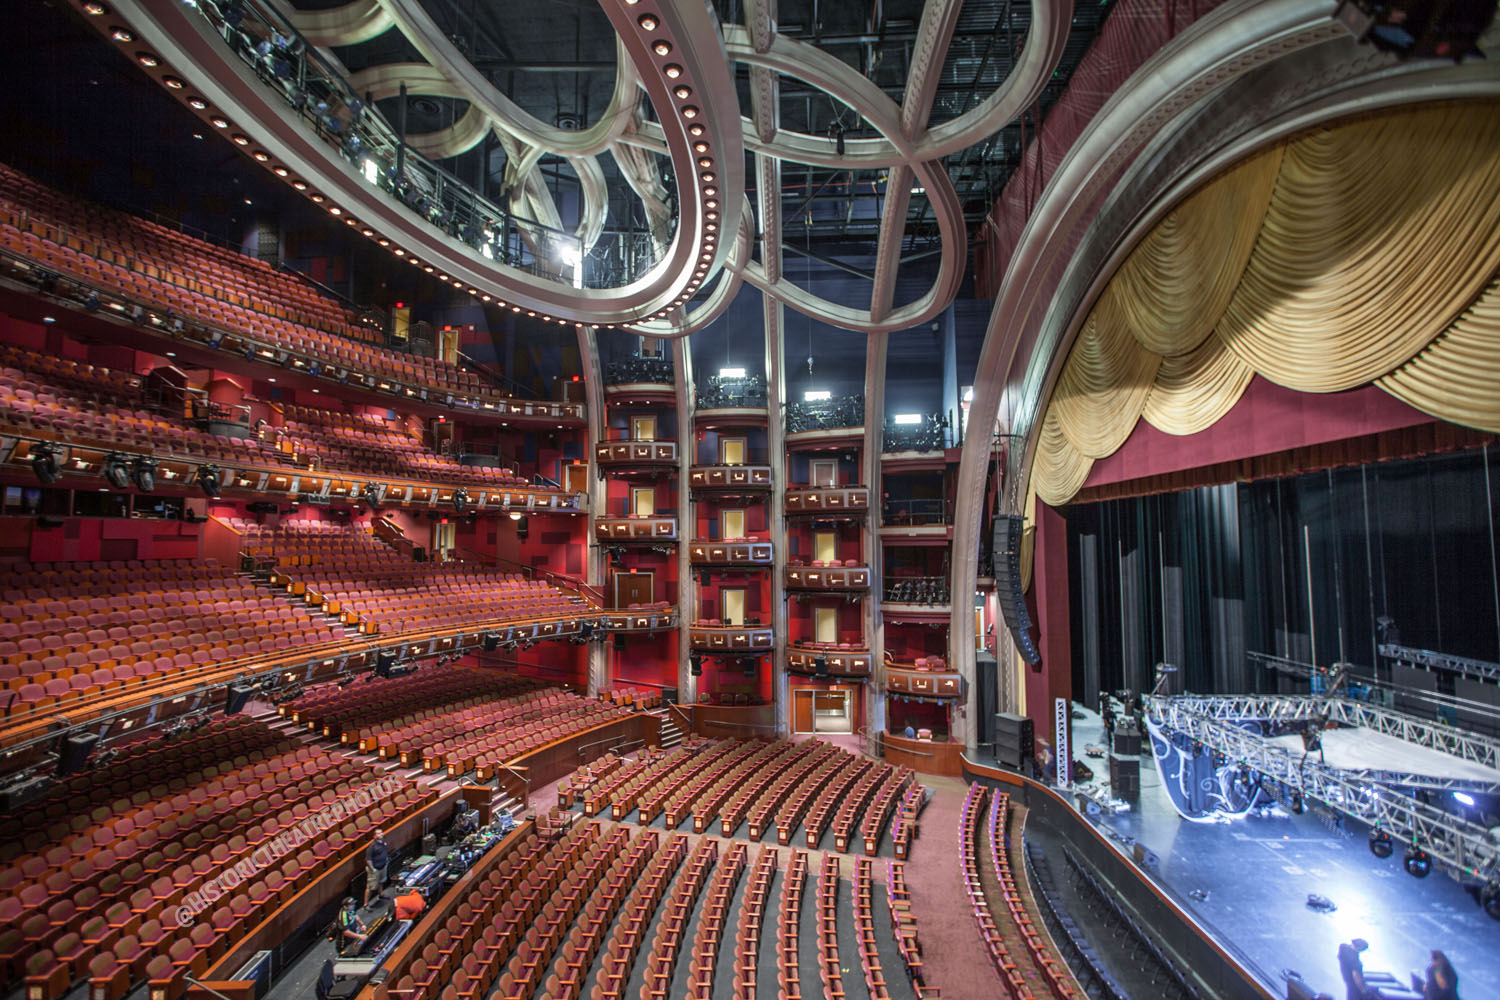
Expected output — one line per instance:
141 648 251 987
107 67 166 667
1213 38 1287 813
787 644 872 678
688 623 775 653
785 486 869 517
785 563 870 591
595 515 678 543
594 440 677 471
688 465 773 492
688 540 773 567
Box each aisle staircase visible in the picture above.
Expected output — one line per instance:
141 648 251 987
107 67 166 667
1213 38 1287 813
651 708 685 749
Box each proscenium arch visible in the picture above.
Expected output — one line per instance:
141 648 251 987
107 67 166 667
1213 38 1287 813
947 0 1500 749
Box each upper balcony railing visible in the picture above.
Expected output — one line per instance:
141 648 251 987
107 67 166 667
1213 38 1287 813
605 356 676 386
882 414 953 453
186 0 671 289
882 498 950 527
882 576 951 606
785 486 870 515
697 374 767 409
786 395 864 434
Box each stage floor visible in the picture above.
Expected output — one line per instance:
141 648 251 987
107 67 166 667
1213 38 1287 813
1061 708 1499 999
1265 726 1500 783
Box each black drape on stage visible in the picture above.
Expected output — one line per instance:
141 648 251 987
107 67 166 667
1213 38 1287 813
1067 446 1500 706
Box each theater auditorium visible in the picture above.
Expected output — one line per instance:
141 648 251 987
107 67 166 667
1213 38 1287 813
1 2 1497 999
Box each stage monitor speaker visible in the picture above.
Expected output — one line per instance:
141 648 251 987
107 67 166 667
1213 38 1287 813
814 655 829 679
994 713 1033 766
483 632 501 652
660 686 678 706
224 683 255 715
57 732 99 775
1112 725 1142 756
1109 753 1140 800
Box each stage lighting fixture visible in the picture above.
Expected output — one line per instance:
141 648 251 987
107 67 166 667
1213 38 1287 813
56 733 99 776
102 452 131 490
1481 881 1500 921
197 465 221 497
453 488 469 513
132 457 157 493
1369 830 1394 858
30 443 60 484
814 654 829 679
362 483 380 507
1403 847 1432 878
1453 791 1476 807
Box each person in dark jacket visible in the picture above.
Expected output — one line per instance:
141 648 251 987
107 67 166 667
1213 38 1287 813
1411 949 1459 1000
363 830 389 907
1338 938 1369 1000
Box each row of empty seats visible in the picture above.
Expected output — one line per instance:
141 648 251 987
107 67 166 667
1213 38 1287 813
2 716 435 999
0 162 531 404
0 344 552 492
280 667 542 741
253 520 588 634
274 403 543 488
989 791 1079 999
570 738 911 855
0 557 334 715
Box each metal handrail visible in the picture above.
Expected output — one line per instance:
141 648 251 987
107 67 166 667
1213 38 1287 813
576 733 647 759
184 0 669 288
494 760 530 807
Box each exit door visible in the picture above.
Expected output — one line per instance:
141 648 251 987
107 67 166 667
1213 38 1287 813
614 572 654 608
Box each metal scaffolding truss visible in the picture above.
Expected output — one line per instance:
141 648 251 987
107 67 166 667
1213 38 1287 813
1164 694 1500 772
1148 697 1500 882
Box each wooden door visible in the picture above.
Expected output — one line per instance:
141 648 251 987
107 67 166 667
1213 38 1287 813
632 416 656 441
565 464 589 493
632 487 656 516
792 689 815 734
720 438 746 465
613 572 654 608
722 509 745 539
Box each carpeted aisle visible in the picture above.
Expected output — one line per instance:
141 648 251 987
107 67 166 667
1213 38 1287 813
900 776 1006 998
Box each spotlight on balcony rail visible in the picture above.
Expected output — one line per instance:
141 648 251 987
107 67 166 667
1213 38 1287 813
30 443 60 485
197 465 222 498
1368 830 1394 859
362 483 380 507
131 457 157 494
453 488 470 514
102 452 131 491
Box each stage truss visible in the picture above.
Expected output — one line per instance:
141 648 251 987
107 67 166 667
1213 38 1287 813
1146 693 1500 884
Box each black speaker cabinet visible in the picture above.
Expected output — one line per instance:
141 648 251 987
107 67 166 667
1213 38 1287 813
1109 753 1140 800
994 713 1034 766
1112 726 1142 756
660 686 678 706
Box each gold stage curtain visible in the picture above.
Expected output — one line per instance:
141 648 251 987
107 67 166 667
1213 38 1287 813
1028 100 1500 510
1379 272 1500 433
1050 296 1163 459
1106 146 1283 357
1033 409 1094 507
1216 103 1500 392
1141 333 1256 435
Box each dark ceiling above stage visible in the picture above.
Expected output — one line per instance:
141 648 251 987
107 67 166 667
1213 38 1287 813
1 0 1081 412
300 0 1117 248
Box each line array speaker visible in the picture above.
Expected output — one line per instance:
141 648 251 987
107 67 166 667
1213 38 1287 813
993 514 1041 664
